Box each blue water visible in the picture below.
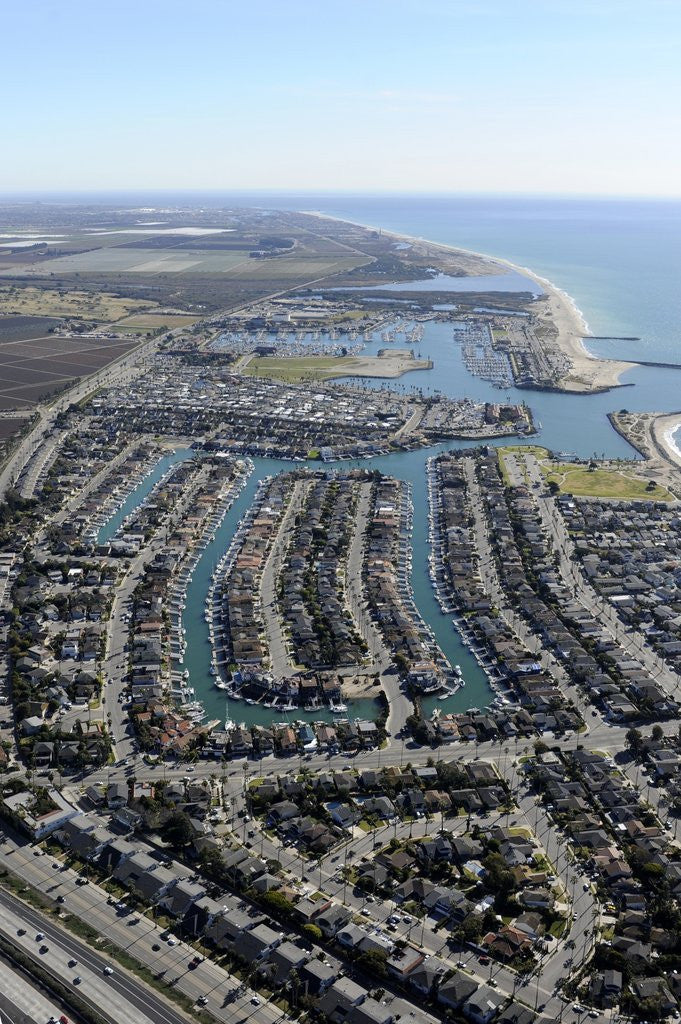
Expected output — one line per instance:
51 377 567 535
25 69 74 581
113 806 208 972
65 192 681 721
332 270 542 295
97 448 191 544
303 195 681 368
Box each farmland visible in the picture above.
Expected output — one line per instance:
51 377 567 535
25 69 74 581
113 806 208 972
114 312 201 332
3 247 368 281
0 334 138 409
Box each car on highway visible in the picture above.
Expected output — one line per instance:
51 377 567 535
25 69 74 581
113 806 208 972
251 997 261 1006
152 943 161 951
103 966 114 976
39 944 49 953
68 959 78 968
74 976 82 985
17 927 25 935
35 932 44 940
197 996 208 1006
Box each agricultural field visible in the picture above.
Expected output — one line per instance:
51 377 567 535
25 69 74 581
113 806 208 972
0 414 32 440
0 285 157 322
1 247 253 276
2 247 368 281
113 312 201 332
0 334 138 410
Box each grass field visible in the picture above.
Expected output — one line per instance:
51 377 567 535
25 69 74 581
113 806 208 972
544 463 672 501
498 444 551 458
241 351 428 383
114 313 200 331
0 285 156 322
241 355 358 382
225 255 370 280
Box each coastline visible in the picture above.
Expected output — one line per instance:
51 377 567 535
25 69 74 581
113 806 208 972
499 259 636 392
653 412 681 471
609 410 681 493
305 209 637 393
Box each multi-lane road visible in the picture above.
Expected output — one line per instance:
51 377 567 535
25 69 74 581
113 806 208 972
0 833 288 1024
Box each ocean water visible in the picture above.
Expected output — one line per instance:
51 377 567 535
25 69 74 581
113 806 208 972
25 190 681 366
298 194 681 368
32 191 681 719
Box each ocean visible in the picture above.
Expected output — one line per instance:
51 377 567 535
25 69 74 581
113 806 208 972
30 191 681 719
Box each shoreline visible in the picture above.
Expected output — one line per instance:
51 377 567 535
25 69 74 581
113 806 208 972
609 410 681 492
653 412 681 471
304 209 637 393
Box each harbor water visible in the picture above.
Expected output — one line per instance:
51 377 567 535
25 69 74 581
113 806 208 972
102 194 681 725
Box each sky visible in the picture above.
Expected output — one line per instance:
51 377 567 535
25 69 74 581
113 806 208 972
3 0 681 196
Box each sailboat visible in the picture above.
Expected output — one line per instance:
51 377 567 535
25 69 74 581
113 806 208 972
225 693 234 732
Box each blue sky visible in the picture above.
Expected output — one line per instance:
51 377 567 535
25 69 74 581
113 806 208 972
4 0 681 195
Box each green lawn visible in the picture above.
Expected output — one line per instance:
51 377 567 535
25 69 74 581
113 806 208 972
544 464 672 501
241 355 359 382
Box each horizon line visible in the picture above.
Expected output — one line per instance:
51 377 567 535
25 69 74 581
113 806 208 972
1 187 681 203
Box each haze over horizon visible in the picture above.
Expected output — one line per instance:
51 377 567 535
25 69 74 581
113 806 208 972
4 0 681 198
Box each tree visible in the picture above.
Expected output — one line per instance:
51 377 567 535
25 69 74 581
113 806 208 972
199 846 226 881
625 728 643 757
302 923 322 942
162 810 193 848
261 890 294 916
651 724 664 742
357 949 387 977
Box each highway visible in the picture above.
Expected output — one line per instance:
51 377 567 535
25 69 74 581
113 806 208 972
0 953 66 1024
0 888 175 1024
0 832 288 1024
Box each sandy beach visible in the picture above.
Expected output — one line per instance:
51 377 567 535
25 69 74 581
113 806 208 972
340 350 431 379
609 410 681 495
652 412 681 470
501 260 636 392
307 210 637 393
